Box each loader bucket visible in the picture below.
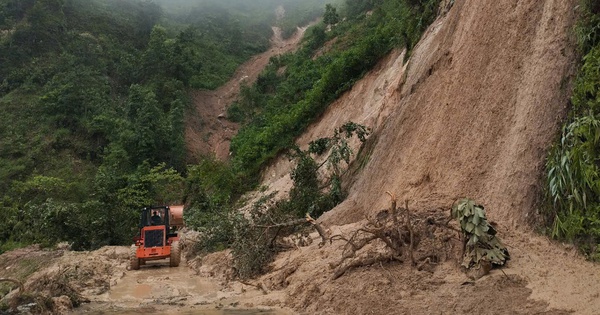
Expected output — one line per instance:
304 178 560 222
169 205 185 227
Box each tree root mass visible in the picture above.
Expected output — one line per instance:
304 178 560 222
329 195 462 279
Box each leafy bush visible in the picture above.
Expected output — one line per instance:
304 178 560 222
184 157 240 229
544 1 600 259
575 0 600 52
546 115 600 254
451 199 509 269
229 194 296 279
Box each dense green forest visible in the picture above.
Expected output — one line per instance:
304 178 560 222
0 0 326 252
0 0 440 258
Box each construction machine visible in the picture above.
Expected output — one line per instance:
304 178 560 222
130 205 184 270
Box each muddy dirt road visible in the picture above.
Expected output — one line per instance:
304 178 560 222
0 244 293 314
72 257 293 315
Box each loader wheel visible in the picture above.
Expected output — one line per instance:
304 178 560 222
170 241 181 267
130 246 140 270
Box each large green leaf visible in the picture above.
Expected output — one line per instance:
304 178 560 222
454 198 509 270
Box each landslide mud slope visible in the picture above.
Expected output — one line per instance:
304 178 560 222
185 21 312 161
5 2 600 315
257 0 600 314
323 0 578 226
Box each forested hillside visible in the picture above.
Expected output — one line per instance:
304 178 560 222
0 0 328 252
4 0 600 314
0 0 441 256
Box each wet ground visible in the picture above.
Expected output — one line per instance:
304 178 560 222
71 260 292 315
74 308 287 315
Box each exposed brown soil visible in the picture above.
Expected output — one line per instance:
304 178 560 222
315 0 578 227
4 1 600 314
251 0 600 314
185 19 312 161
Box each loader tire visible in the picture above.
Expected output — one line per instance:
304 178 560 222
130 245 140 270
170 241 181 267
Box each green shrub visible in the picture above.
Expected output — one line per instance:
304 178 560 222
546 115 600 254
452 199 509 269
544 0 600 259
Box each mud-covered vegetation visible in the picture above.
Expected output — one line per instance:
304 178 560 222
188 122 369 279
545 0 600 259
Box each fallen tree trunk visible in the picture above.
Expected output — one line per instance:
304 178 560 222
256 213 329 247
0 278 24 295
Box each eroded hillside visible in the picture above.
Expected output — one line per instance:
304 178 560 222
5 1 600 314
316 0 578 226
252 0 600 313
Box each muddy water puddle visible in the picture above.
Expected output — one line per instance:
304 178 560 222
72 260 292 315
107 261 220 302
75 308 287 314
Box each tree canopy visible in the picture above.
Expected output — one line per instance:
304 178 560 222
0 0 440 254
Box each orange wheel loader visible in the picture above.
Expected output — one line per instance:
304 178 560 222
130 205 184 270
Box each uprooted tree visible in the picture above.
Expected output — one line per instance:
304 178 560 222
191 122 370 280
231 122 370 279
329 195 509 280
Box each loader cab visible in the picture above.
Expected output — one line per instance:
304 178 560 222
139 207 170 228
135 206 177 248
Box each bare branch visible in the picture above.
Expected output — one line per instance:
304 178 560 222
405 199 415 266
306 213 329 246
0 278 24 295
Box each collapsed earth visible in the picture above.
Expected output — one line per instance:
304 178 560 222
2 0 600 314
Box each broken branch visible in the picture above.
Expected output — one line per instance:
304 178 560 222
0 278 24 297
255 214 329 247
405 200 416 266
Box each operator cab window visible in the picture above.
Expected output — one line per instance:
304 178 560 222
151 210 163 225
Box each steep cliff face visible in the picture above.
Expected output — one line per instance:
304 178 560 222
254 2 597 314
315 0 578 226
219 2 600 313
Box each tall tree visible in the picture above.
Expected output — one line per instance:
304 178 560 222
126 84 162 165
323 4 340 27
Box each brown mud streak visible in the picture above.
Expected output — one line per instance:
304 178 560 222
185 20 315 162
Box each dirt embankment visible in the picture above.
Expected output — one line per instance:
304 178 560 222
254 0 600 314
